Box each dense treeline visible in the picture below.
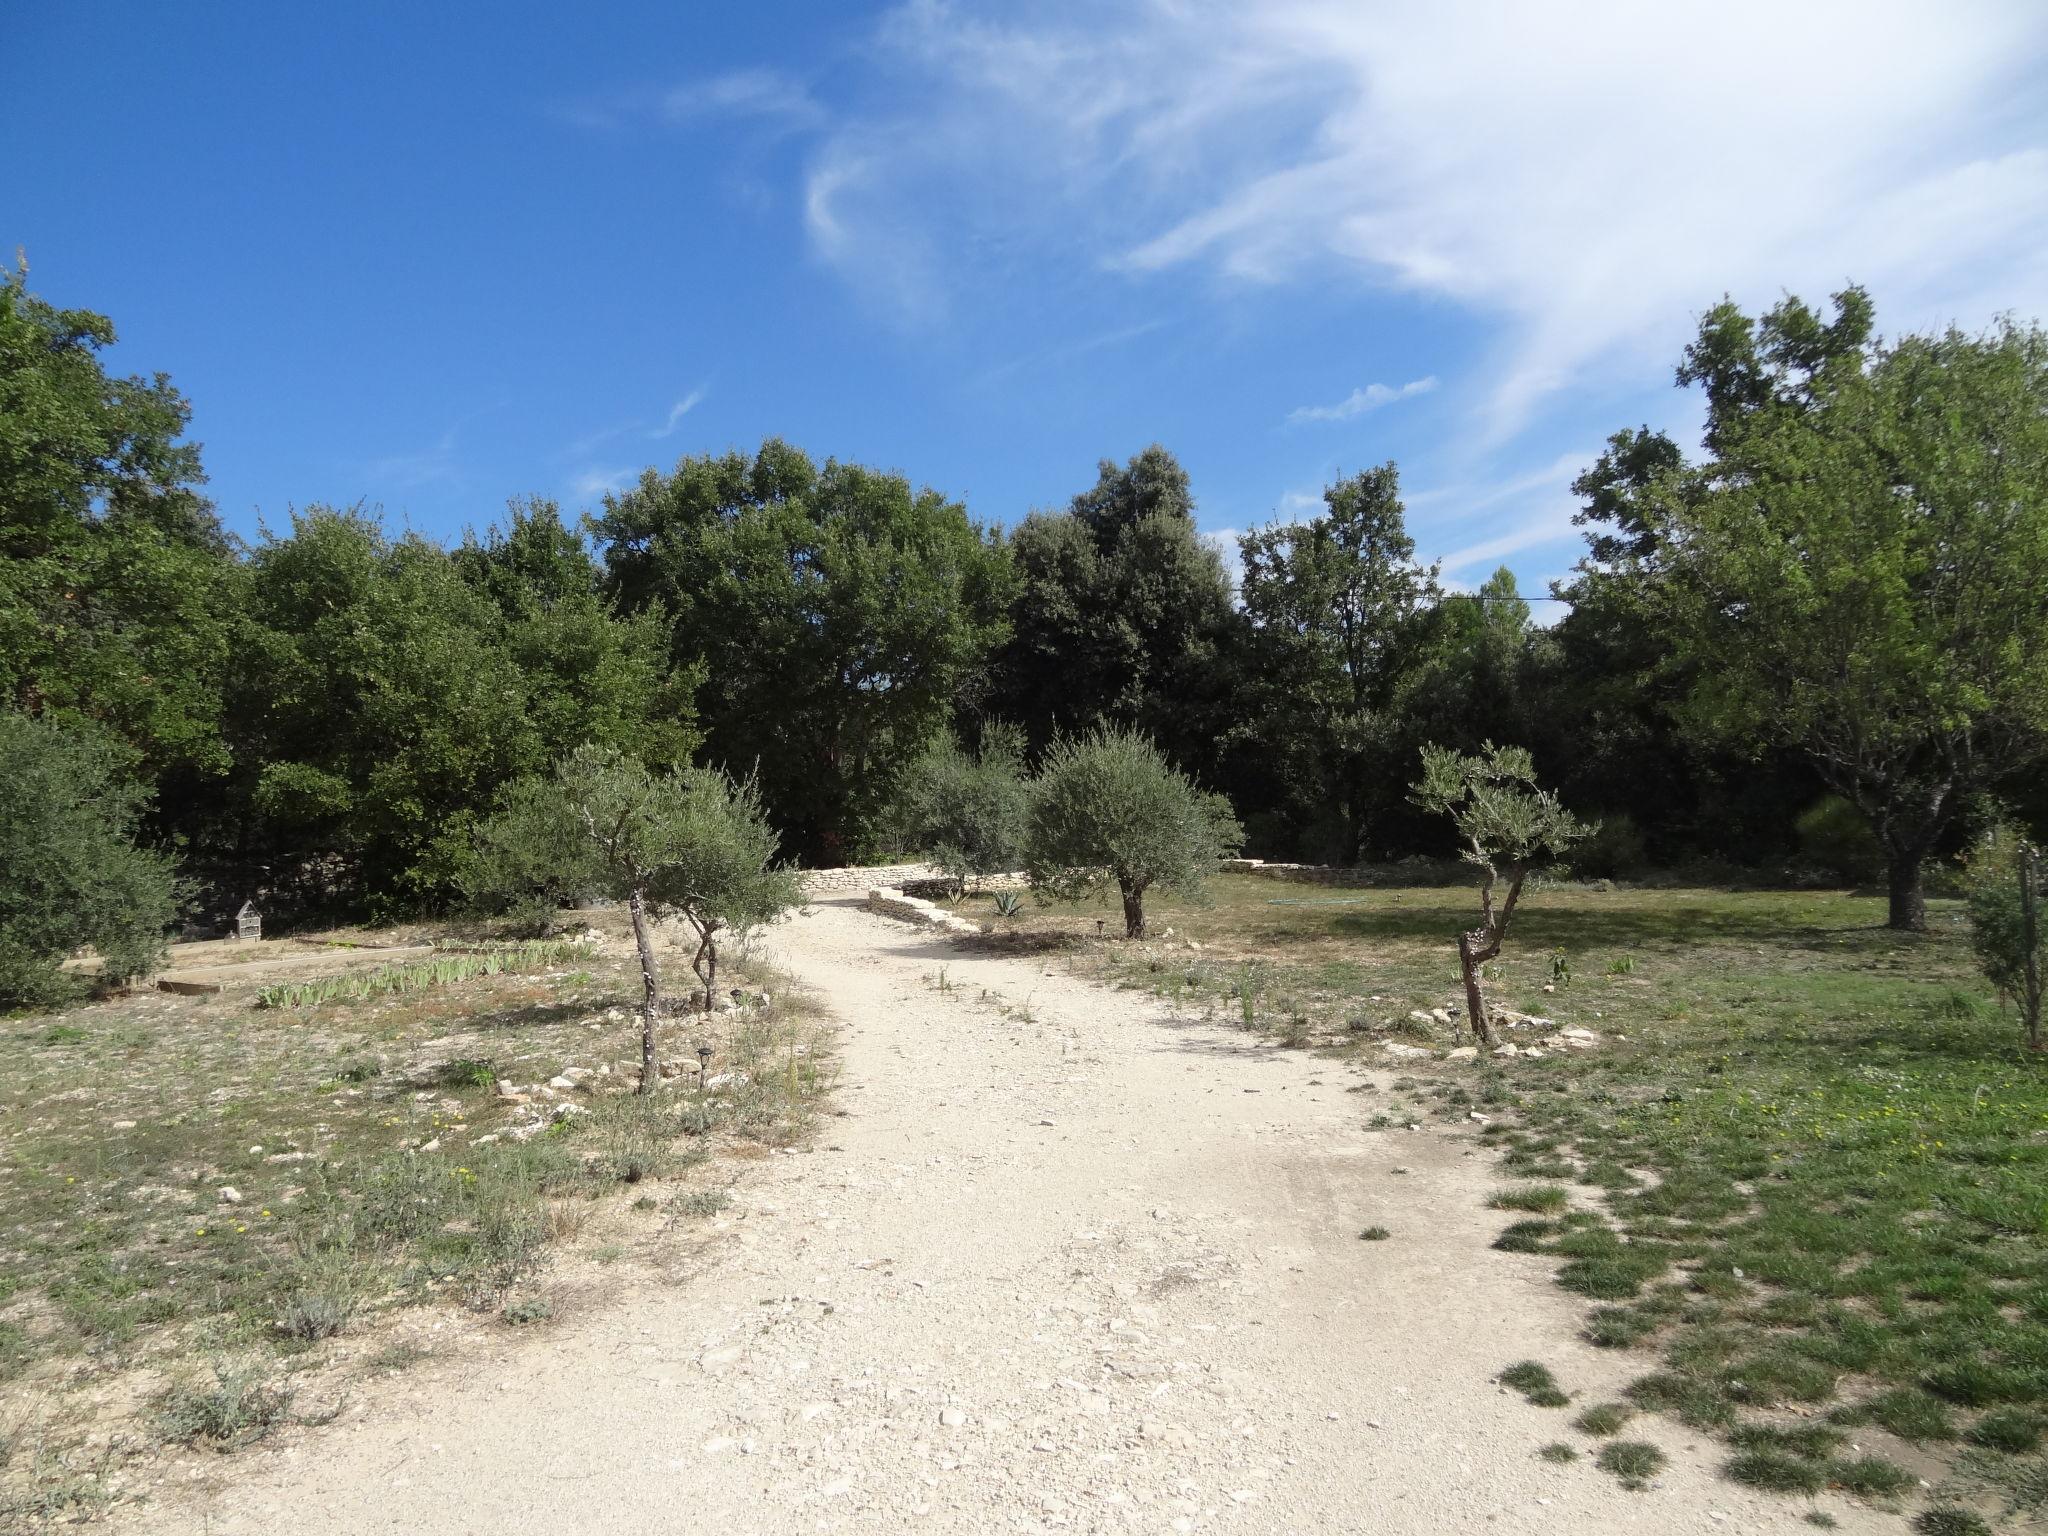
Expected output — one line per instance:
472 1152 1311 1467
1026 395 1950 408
3 262 2044 995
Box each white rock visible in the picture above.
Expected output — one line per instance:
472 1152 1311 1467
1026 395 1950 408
939 1408 966 1427
1445 1046 1478 1060
217 1186 243 1205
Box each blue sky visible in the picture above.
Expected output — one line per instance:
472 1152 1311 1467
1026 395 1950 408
8 1 2048 601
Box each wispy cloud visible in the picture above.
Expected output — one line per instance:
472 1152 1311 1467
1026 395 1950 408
976 319 1168 385
568 466 637 504
662 67 822 130
557 66 824 136
650 388 707 438
1433 502 1580 575
778 0 2048 438
1288 375 1437 424
365 428 460 491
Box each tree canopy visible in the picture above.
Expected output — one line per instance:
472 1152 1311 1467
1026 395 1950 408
1632 290 2048 928
0 263 236 785
992 446 1236 777
1024 726 1243 938
594 440 1008 864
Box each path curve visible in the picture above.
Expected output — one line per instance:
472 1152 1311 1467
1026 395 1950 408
129 900 1885 1534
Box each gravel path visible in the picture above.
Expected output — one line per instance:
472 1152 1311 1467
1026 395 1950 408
133 899 1886 1534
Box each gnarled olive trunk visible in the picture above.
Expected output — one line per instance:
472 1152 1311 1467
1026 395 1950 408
1456 867 1528 1045
1120 877 1147 939
691 920 720 1014
627 887 663 1093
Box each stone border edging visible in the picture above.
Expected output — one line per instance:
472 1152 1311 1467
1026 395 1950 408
865 887 987 937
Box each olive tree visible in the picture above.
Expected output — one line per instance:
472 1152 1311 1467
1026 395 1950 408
1411 742 1589 1043
469 746 800 1091
1024 727 1242 938
893 725 1028 895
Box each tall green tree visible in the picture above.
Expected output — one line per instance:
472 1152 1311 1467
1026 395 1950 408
992 446 1236 780
594 440 1008 864
1632 290 2048 929
232 504 697 910
455 497 699 773
1235 465 1441 862
0 263 237 789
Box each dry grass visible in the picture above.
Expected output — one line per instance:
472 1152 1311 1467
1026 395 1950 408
0 907 829 1515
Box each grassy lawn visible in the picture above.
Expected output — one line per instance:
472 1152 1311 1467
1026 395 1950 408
952 874 2046 1527
0 913 825 1522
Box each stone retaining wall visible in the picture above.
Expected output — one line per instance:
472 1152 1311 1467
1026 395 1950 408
798 862 945 896
865 887 986 938
1220 858 1381 888
799 864 1028 899
1220 857 1469 889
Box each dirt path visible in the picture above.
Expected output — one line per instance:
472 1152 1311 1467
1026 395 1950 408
131 900 1887 1534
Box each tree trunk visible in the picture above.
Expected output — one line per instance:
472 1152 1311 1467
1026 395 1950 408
1885 845 1929 933
1457 930 1494 1045
627 887 663 1094
1454 869 1526 1044
2021 844 2043 1052
691 923 718 1014
1120 881 1146 939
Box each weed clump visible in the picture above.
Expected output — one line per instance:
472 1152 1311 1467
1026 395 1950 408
1358 1226 1391 1242
1537 1442 1578 1463
1723 1448 1826 1494
1573 1402 1632 1437
1966 1407 2044 1454
1913 1510 1992 1536
156 1359 295 1447
1826 1456 1914 1498
1596 1440 1666 1489
1499 1360 1570 1407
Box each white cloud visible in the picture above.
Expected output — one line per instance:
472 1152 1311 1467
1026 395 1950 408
663 67 821 128
568 466 636 503
792 0 2048 437
650 388 707 438
1288 376 1436 424
1432 501 1579 575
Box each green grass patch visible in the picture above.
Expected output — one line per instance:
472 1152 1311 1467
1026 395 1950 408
1574 1402 1633 1436
1488 1184 1571 1214
1595 1440 1667 1489
1724 1448 1827 1494
255 940 591 1008
1499 1359 1571 1406
1537 1442 1578 1463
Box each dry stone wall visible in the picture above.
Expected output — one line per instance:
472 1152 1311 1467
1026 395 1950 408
798 862 945 897
1220 858 1380 888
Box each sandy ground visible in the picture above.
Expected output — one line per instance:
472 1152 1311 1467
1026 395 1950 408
123 898 1895 1535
